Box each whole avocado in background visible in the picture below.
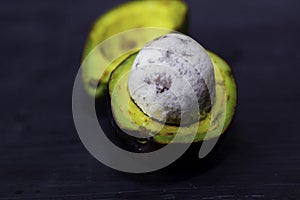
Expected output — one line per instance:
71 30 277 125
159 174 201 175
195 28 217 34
82 0 188 98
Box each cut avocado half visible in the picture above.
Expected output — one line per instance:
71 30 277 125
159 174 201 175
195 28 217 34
82 0 188 98
108 51 237 144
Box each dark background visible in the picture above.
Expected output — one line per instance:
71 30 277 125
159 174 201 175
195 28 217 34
1 0 300 199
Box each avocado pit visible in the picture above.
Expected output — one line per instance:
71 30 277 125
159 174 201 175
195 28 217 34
128 33 216 125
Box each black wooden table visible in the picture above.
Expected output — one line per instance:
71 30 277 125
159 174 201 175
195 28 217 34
1 0 300 199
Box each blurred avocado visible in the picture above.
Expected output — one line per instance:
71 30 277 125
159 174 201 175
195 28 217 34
82 0 188 97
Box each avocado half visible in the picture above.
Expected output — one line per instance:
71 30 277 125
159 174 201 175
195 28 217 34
82 0 188 98
108 51 237 144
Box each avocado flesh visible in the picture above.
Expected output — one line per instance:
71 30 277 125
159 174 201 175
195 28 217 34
109 51 237 144
82 0 188 98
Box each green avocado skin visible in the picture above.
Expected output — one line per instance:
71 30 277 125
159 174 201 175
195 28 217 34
81 0 188 98
108 51 237 144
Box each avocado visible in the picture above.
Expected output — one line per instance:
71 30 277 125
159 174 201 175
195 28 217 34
108 51 237 144
82 0 188 98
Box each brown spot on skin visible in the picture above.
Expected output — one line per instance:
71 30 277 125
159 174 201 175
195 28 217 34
135 25 143 29
212 112 223 124
227 95 230 101
138 126 149 135
216 80 225 86
227 70 233 78
145 38 159 47
165 132 174 136
102 70 109 78
161 0 171 6
121 40 137 50
200 111 208 119
88 79 99 89
99 46 108 59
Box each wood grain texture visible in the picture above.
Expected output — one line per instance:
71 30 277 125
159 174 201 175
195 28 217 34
0 0 300 199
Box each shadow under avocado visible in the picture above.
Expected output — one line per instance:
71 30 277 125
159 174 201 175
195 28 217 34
117 124 237 186
95 94 238 186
